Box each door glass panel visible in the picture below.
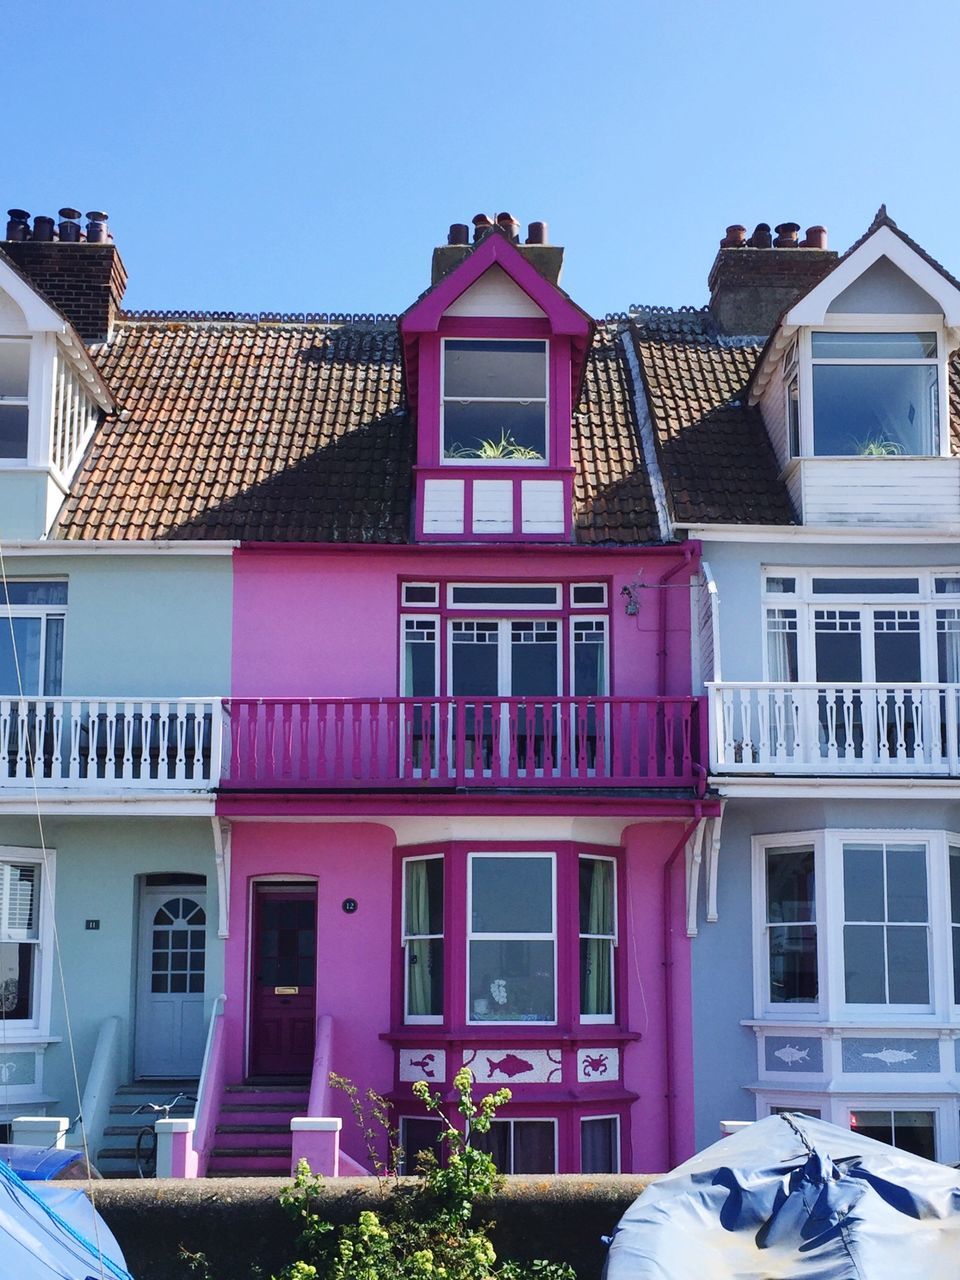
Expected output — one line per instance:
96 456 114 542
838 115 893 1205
451 622 499 695
814 611 862 681
510 622 558 696
951 848 960 1003
404 620 437 696
873 611 921 682
573 621 607 695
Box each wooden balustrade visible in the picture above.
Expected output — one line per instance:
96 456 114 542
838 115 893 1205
223 696 704 789
710 682 960 775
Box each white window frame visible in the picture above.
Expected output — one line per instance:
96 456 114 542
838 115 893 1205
440 336 550 467
401 854 444 1025
580 1113 621 1173
760 567 960 684
0 846 54 1037
570 617 609 699
789 317 950 459
756 1093 958 1162
846 1100 943 1162
400 615 440 698
447 618 563 702
0 578 68 697
753 829 960 1024
579 853 617 1025
480 1116 558 1173
466 850 557 1027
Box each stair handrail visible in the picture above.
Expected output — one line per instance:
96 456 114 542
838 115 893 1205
192 994 227 1176
306 1013 335 1116
66 1014 122 1156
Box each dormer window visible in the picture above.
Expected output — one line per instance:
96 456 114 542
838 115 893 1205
0 338 30 459
810 330 940 457
442 338 548 463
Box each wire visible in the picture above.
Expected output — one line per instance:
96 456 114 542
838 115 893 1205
0 540 108 1280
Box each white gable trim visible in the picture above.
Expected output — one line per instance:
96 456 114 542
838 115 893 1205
786 226 960 329
0 257 66 333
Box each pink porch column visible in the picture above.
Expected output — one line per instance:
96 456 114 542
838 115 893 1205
155 1117 199 1178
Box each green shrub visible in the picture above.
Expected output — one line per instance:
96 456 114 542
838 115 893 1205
273 1068 574 1280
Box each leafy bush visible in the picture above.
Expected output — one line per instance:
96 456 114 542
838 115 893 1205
273 1068 574 1280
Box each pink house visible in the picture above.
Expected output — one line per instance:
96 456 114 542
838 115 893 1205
212 216 717 1176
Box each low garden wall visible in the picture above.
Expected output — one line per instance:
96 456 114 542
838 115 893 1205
94 1174 657 1280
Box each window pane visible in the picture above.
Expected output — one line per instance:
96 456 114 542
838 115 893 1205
469 939 555 1021
886 927 929 1003
766 848 815 924
449 586 559 606
843 846 884 921
851 1110 892 1145
580 859 615 934
573 623 606 695
893 1111 936 1161
811 578 918 595
769 925 818 1004
580 938 613 1016
814 617 862 683
403 584 439 605
513 1121 556 1174
0 940 33 1018
404 625 437 697
472 857 552 933
885 846 927 922
812 364 938 456
844 925 886 1002
407 939 443 1017
400 1118 445 1174
474 1121 510 1171
572 585 606 605
787 376 800 457
812 332 937 359
43 617 64 697
444 340 546 399
0 405 28 459
873 613 922 683
443 400 546 460
511 623 558 697
581 1118 618 1173
0 340 30 395
451 624 499 696
0 618 41 695
405 859 443 936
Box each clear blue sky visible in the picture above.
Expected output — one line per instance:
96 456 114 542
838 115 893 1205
6 1 960 317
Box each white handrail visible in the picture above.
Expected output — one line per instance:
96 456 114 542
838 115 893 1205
66 1014 121 1156
192 994 227 1176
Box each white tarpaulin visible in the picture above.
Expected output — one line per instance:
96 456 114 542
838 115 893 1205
0 1159 132 1280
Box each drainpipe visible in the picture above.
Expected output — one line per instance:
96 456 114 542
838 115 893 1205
657 543 698 695
662 812 703 1168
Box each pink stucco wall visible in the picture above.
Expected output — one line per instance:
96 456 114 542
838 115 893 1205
231 544 697 699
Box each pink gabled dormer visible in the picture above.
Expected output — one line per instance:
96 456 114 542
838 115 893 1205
400 215 594 542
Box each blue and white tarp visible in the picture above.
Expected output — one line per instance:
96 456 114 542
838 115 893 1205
0 1159 132 1280
604 1113 960 1279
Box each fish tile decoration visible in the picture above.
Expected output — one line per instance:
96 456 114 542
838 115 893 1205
841 1037 940 1073
764 1036 823 1073
462 1048 562 1083
399 1049 447 1082
576 1047 620 1082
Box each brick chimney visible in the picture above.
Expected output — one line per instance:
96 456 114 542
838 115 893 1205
708 222 837 336
2 209 127 342
431 214 564 285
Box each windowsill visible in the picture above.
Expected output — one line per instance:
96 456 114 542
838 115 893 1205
745 1018 952 1032
383 1027 641 1046
787 453 952 463
0 1031 62 1044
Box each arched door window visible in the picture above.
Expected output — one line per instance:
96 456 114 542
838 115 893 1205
151 897 205 994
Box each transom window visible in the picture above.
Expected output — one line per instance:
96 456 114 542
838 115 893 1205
0 580 67 697
810 330 940 457
0 338 30 460
442 338 548 463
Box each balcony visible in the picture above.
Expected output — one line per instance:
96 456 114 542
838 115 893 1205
710 682 960 776
0 698 221 789
222 696 705 790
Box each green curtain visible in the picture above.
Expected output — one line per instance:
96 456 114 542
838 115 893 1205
406 861 432 1016
582 859 613 1016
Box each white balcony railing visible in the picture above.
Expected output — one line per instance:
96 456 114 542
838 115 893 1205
709 682 960 776
0 698 221 789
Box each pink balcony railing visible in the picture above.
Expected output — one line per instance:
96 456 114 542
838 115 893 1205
223 696 705 790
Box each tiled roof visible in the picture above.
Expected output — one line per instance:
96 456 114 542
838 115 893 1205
54 315 661 544
626 308 796 526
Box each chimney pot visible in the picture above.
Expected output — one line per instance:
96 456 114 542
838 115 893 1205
472 213 494 242
496 211 520 243
800 225 828 250
5 209 30 241
525 221 548 245
33 216 56 242
85 211 110 243
720 224 747 248
747 222 772 249
447 223 470 246
58 208 82 243
773 222 801 248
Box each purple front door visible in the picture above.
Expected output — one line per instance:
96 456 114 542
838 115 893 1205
250 885 317 1077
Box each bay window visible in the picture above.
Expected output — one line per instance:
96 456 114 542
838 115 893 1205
755 831 960 1019
398 843 621 1028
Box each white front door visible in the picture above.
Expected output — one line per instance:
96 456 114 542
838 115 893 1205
134 885 207 1078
